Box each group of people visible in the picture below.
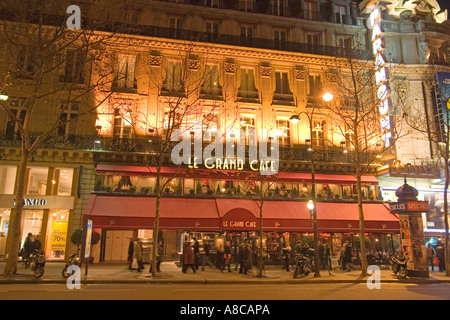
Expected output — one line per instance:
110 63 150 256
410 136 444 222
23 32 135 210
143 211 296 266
182 239 254 275
20 233 42 268
128 238 164 273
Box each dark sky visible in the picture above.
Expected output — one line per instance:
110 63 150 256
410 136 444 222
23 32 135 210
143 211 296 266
437 0 450 13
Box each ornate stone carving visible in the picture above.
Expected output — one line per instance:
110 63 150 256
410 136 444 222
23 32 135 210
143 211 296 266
149 55 162 66
224 62 237 74
259 65 272 77
293 66 307 80
188 58 200 70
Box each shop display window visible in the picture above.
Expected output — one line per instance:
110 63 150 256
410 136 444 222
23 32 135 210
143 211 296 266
0 166 17 194
21 210 43 247
26 167 48 195
54 168 74 196
46 209 69 260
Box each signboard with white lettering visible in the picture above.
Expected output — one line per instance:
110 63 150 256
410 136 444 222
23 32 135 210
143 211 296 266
389 201 429 213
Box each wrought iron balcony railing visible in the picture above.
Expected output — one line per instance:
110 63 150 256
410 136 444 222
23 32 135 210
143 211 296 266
0 131 381 167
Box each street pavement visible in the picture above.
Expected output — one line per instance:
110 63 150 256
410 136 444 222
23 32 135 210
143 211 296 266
1 260 449 285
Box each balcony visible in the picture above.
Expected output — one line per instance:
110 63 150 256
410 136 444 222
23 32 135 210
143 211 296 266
153 0 358 26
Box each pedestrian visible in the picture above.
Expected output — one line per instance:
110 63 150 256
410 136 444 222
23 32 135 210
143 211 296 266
344 242 353 272
201 241 214 270
324 243 332 275
128 239 134 270
238 242 245 273
318 241 325 269
340 241 348 270
426 243 435 272
435 241 445 272
224 241 233 272
150 240 164 273
216 244 225 272
133 238 143 272
242 243 253 275
182 242 196 273
33 234 42 252
22 233 34 268
282 245 291 272
193 237 200 270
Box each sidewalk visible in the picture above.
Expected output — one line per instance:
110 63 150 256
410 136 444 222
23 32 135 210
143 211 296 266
1 261 449 285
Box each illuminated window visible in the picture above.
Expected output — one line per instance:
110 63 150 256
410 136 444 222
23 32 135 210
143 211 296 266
116 55 136 89
113 108 133 138
276 119 290 145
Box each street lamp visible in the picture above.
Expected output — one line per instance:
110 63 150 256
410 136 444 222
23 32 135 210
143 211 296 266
289 92 333 278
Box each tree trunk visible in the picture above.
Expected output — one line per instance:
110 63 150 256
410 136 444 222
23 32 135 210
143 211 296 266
356 172 368 277
151 172 162 278
3 149 29 275
257 204 264 278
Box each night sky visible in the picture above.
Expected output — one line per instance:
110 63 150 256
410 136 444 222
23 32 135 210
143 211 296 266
437 0 450 13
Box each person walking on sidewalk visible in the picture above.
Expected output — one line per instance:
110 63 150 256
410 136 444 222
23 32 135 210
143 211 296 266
193 237 200 271
282 245 291 272
150 240 164 273
201 241 214 270
216 244 225 272
324 243 333 275
224 241 233 272
182 242 196 273
133 239 143 272
242 243 253 275
128 239 134 270
436 241 445 272
237 242 245 273
426 243 435 271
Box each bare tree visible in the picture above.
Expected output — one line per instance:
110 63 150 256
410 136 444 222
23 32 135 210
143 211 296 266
320 53 405 276
131 47 237 277
398 65 450 276
0 0 135 275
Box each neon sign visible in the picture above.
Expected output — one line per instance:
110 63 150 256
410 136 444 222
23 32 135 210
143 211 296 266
368 7 392 148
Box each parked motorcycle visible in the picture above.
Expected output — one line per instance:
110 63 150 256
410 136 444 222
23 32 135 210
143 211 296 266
389 253 407 279
29 249 46 278
293 253 314 278
62 251 81 278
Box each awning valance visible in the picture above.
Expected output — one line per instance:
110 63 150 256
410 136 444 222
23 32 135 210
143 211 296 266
84 195 398 233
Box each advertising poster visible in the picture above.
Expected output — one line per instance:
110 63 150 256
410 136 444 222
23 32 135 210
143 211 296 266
50 221 68 258
409 213 427 270
84 218 93 259
399 214 414 270
436 72 450 126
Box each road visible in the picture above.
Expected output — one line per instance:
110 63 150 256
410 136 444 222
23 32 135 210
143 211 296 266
0 282 449 300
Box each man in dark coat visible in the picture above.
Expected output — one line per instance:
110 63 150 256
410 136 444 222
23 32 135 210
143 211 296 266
182 242 196 273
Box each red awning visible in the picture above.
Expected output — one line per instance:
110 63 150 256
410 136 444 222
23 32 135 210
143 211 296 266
83 195 219 230
84 195 397 233
316 202 399 233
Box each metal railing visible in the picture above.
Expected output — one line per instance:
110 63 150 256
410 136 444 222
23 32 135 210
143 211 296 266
0 131 381 166
153 0 358 25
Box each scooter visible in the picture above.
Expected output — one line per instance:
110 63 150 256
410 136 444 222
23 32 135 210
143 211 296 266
293 253 313 278
62 251 81 278
389 253 407 279
29 249 46 278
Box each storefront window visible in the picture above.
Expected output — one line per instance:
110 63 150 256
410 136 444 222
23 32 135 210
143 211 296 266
21 210 43 247
0 166 17 194
27 167 48 195
0 209 10 257
46 209 69 260
54 168 74 196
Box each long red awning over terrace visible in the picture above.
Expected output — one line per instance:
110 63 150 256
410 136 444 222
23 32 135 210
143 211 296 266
95 163 379 185
84 195 398 233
